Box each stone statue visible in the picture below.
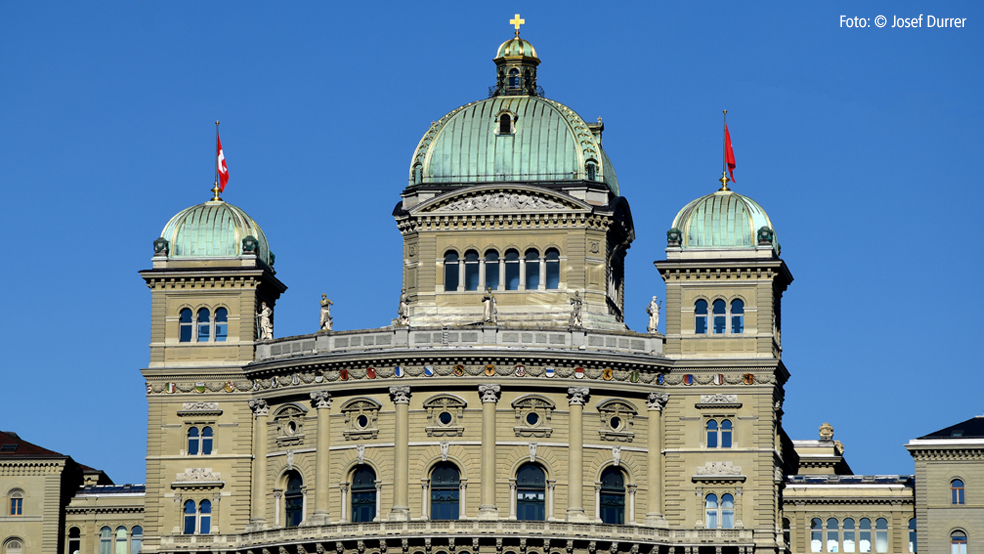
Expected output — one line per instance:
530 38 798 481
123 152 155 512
397 289 410 326
646 296 661 334
569 291 583 329
319 294 333 331
257 302 273 341
482 287 497 324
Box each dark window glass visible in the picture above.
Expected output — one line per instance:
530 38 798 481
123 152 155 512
351 465 377 523
199 500 211 535
712 300 726 334
695 300 707 334
183 500 196 535
285 471 303 528
783 518 791 546
179 309 193 342
545 248 560 289
721 420 732 448
438 412 453 425
952 479 965 504
526 412 539 426
505 250 520 290
68 528 81 554
812 518 823 553
508 69 520 90
828 518 840 553
731 299 744 333
485 251 500 290
430 462 460 520
599 467 625 524
586 162 596 181
464 250 480 291
197 308 210 342
706 420 718 448
908 519 916 553
499 114 511 134
516 464 545 521
525 249 540 290
201 427 213 455
187 427 199 455
444 252 459 292
214 308 228 342
9 497 22 516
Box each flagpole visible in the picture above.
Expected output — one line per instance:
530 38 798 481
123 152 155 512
212 121 222 201
720 110 729 191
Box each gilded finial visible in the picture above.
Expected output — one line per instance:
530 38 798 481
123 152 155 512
510 14 525 37
211 182 222 201
718 171 730 192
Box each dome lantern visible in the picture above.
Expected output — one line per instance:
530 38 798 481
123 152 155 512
492 15 541 97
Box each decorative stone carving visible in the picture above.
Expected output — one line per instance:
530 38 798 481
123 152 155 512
567 387 590 406
248 399 269 416
646 296 661 334
597 400 637 442
274 405 306 447
181 402 219 412
341 398 382 440
612 445 622 467
310 391 332 409
319 294 333 331
528 442 538 462
424 394 467 437
175 468 221 482
696 461 742 476
478 384 501 403
286 450 294 470
397 289 410 326
257 302 273 341
646 392 669 411
569 291 583 329
436 191 567 212
153 237 169 256
356 444 366 465
440 441 450 461
819 422 835 441
666 228 682 246
699 394 738 404
482 288 497 324
389 386 411 404
511 395 555 438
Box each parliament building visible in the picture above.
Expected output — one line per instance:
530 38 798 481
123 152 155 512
2 22 982 554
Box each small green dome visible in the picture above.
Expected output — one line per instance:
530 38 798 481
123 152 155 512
670 189 779 251
159 200 273 266
496 37 538 60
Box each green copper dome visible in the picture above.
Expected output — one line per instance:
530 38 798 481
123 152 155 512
409 96 619 196
496 37 538 60
670 189 779 251
159 200 273 266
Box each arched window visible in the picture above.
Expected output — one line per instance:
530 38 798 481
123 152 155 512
183 500 196 534
130 527 142 554
731 299 744 333
179 309 193 342
783 518 791 547
485 251 500 290
545 248 560 289
586 162 596 181
844 518 857 553
860 518 872 553
505 249 520 290
951 532 967 554
8 490 22 516
68 527 81 554
952 479 965 504
599 467 625 524
499 114 512 134
706 420 719 448
100 527 112 554
721 419 733 448
196 308 211 341
525 249 540 290
712 299 726 334
201 427 213 455
721 494 734 529
199 500 211 535
214 308 228 342
828 518 840 552
516 463 546 521
695 300 708 334
705 494 718 528
908 519 916 553
183 500 210 534
187 427 200 455
430 462 460 520
115 527 127 554
444 252 459 292
508 68 520 90
5 540 23 554
351 465 377 523
875 518 888 553
811 518 823 552
464 250 480 291
284 470 303 528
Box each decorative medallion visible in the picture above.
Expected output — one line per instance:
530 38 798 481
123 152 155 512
574 367 585 379
315 371 324 383
340 369 349 381
165 382 176 394
602 368 613 381
656 374 665 385
515 364 526 377
289 374 298 385
224 381 236 393
629 370 640 383
545 366 555 378
424 366 435 377
367 367 376 379
395 366 405 378
252 380 260 391
713 374 724 385
453 364 465 377
743 373 754 385
146 382 152 395
683 374 694 386
194 382 206 394
485 364 496 376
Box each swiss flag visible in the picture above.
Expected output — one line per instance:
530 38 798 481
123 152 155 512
724 124 736 182
217 134 229 192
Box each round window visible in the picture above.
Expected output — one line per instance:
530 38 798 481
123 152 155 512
356 414 369 428
526 412 539 426
609 416 621 430
439 411 453 425
287 421 297 435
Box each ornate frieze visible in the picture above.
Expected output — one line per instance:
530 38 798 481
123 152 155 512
310 391 332 409
432 191 569 213
646 392 669 411
567 387 590 406
389 386 412 404
249 399 269 416
478 384 501 403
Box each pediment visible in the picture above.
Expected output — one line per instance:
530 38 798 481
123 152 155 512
412 185 591 215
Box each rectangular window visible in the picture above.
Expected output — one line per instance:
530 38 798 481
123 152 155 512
845 532 856 552
199 513 210 535
860 532 871 553
183 513 196 535
875 532 887 553
10 498 22 515
696 316 707 334
713 315 726 333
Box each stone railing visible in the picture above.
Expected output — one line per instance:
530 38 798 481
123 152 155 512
159 520 751 550
256 326 663 362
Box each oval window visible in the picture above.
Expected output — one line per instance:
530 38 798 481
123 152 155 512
439 412 453 425
356 414 369 428
526 412 539 426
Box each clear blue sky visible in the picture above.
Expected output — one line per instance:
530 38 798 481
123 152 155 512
1 1 981 484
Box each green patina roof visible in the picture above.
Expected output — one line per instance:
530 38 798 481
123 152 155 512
671 190 779 251
496 37 538 59
160 200 272 265
409 96 619 196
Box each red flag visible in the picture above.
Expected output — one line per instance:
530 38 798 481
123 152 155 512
724 124 736 182
217 134 229 192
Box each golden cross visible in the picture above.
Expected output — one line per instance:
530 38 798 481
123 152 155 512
510 14 525 36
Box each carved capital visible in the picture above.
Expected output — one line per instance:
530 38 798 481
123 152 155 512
389 386 412 404
310 390 333 409
249 398 269 416
478 384 501 403
567 387 590 406
646 392 669 411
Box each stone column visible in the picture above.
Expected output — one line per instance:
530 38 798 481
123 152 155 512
273 490 282 527
498 263 506 291
508 479 517 519
389 386 412 520
566 387 589 522
478 384 501 519
458 262 466 292
459 479 468 519
538 255 546 290
479 259 486 291
421 479 430 519
248 399 270 530
627 484 637 524
309 391 332 525
339 482 350 523
519 259 527 290
547 480 556 521
645 393 669 526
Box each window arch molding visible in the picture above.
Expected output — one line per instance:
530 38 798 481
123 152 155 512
506 452 555 481
951 477 966 504
3 537 25 554
177 303 231 343
347 463 379 523
494 109 518 135
7 488 23 516
593 461 637 486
